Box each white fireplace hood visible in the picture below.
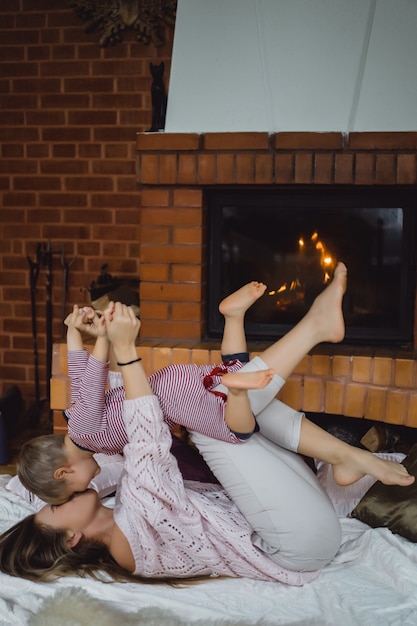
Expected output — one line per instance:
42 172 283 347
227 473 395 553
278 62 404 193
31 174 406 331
165 0 417 134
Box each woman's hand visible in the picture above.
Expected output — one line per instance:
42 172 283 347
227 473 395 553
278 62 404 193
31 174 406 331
104 302 140 362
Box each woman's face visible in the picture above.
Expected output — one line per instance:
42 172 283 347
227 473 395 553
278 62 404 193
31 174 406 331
35 489 100 534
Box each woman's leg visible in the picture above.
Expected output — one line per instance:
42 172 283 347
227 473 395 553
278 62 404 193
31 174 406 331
297 416 414 487
214 263 347 417
259 262 347 379
190 429 341 571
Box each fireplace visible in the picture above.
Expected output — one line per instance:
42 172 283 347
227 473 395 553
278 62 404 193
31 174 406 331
207 185 417 346
136 131 417 350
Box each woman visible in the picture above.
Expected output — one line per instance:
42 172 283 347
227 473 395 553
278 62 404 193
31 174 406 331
0 278 413 584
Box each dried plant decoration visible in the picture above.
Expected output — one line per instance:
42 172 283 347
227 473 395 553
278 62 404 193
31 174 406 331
68 0 177 47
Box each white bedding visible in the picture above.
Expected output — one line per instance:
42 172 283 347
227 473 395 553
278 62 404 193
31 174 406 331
1 473 417 626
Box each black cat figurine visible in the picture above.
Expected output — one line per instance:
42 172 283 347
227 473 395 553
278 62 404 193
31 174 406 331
148 61 167 132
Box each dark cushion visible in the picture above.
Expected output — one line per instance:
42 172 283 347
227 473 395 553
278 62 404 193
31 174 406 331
351 443 417 542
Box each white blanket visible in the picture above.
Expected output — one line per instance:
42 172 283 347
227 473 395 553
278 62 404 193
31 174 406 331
1 474 417 626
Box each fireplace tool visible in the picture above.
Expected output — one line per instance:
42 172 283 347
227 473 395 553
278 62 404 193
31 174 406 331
27 242 73 426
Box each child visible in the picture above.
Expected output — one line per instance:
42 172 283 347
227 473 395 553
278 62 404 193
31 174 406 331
17 281 275 504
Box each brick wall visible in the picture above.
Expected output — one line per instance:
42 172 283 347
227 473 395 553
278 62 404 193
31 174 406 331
0 0 174 408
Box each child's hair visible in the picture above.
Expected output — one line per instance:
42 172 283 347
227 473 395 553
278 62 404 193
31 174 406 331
17 434 69 505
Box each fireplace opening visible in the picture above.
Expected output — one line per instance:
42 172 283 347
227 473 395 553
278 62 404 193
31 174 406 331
207 186 417 347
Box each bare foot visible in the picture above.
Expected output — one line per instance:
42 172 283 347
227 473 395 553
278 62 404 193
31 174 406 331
219 281 267 319
307 261 347 344
332 448 415 487
221 369 275 391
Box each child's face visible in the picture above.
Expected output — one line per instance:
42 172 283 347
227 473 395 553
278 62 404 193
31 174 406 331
63 455 101 500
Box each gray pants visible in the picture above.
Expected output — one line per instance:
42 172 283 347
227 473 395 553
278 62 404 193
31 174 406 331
190 356 342 572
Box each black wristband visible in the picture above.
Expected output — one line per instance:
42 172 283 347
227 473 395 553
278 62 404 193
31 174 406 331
116 357 142 366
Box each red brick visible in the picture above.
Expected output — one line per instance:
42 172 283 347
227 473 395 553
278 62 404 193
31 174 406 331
15 176 61 191
65 176 113 192
334 153 354 184
140 302 169 320
13 78 61 93
349 132 417 150
171 265 202 283
178 154 197 184
53 144 76 158
140 245 202 265
91 193 138 209
140 226 170 244
204 132 269 151
314 153 334 184
141 282 201 302
295 153 314 183
172 189 202 208
43 128 91 142
139 154 159 184
255 154 273 184
136 133 200 151
40 61 90 77
159 154 178 184
354 153 375 184
140 319 202 341
140 190 170 207
2 144 24 157
275 153 294 183
236 153 255 184
140 264 169 282
197 154 216 184
68 111 117 126
3 192 37 206
217 153 235 184
28 45 50 61
172 303 201 320
39 193 88 208
92 94 143 109
274 132 343 150
375 154 396 184
92 159 135 175
173 227 202 245
397 154 417 184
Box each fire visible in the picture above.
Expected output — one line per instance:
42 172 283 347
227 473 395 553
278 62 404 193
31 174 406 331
270 231 336 309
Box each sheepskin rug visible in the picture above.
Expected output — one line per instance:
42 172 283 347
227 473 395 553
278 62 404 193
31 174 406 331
29 587 267 626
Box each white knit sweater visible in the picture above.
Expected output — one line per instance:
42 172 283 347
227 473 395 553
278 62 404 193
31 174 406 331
113 395 319 585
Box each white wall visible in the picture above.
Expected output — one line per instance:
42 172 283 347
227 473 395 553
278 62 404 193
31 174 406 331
165 0 417 133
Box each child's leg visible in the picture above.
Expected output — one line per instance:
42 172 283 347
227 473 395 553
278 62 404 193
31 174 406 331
190 429 342 571
221 369 275 435
219 281 267 356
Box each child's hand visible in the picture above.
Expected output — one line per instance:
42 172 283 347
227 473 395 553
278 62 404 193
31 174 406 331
65 305 107 338
64 304 83 330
